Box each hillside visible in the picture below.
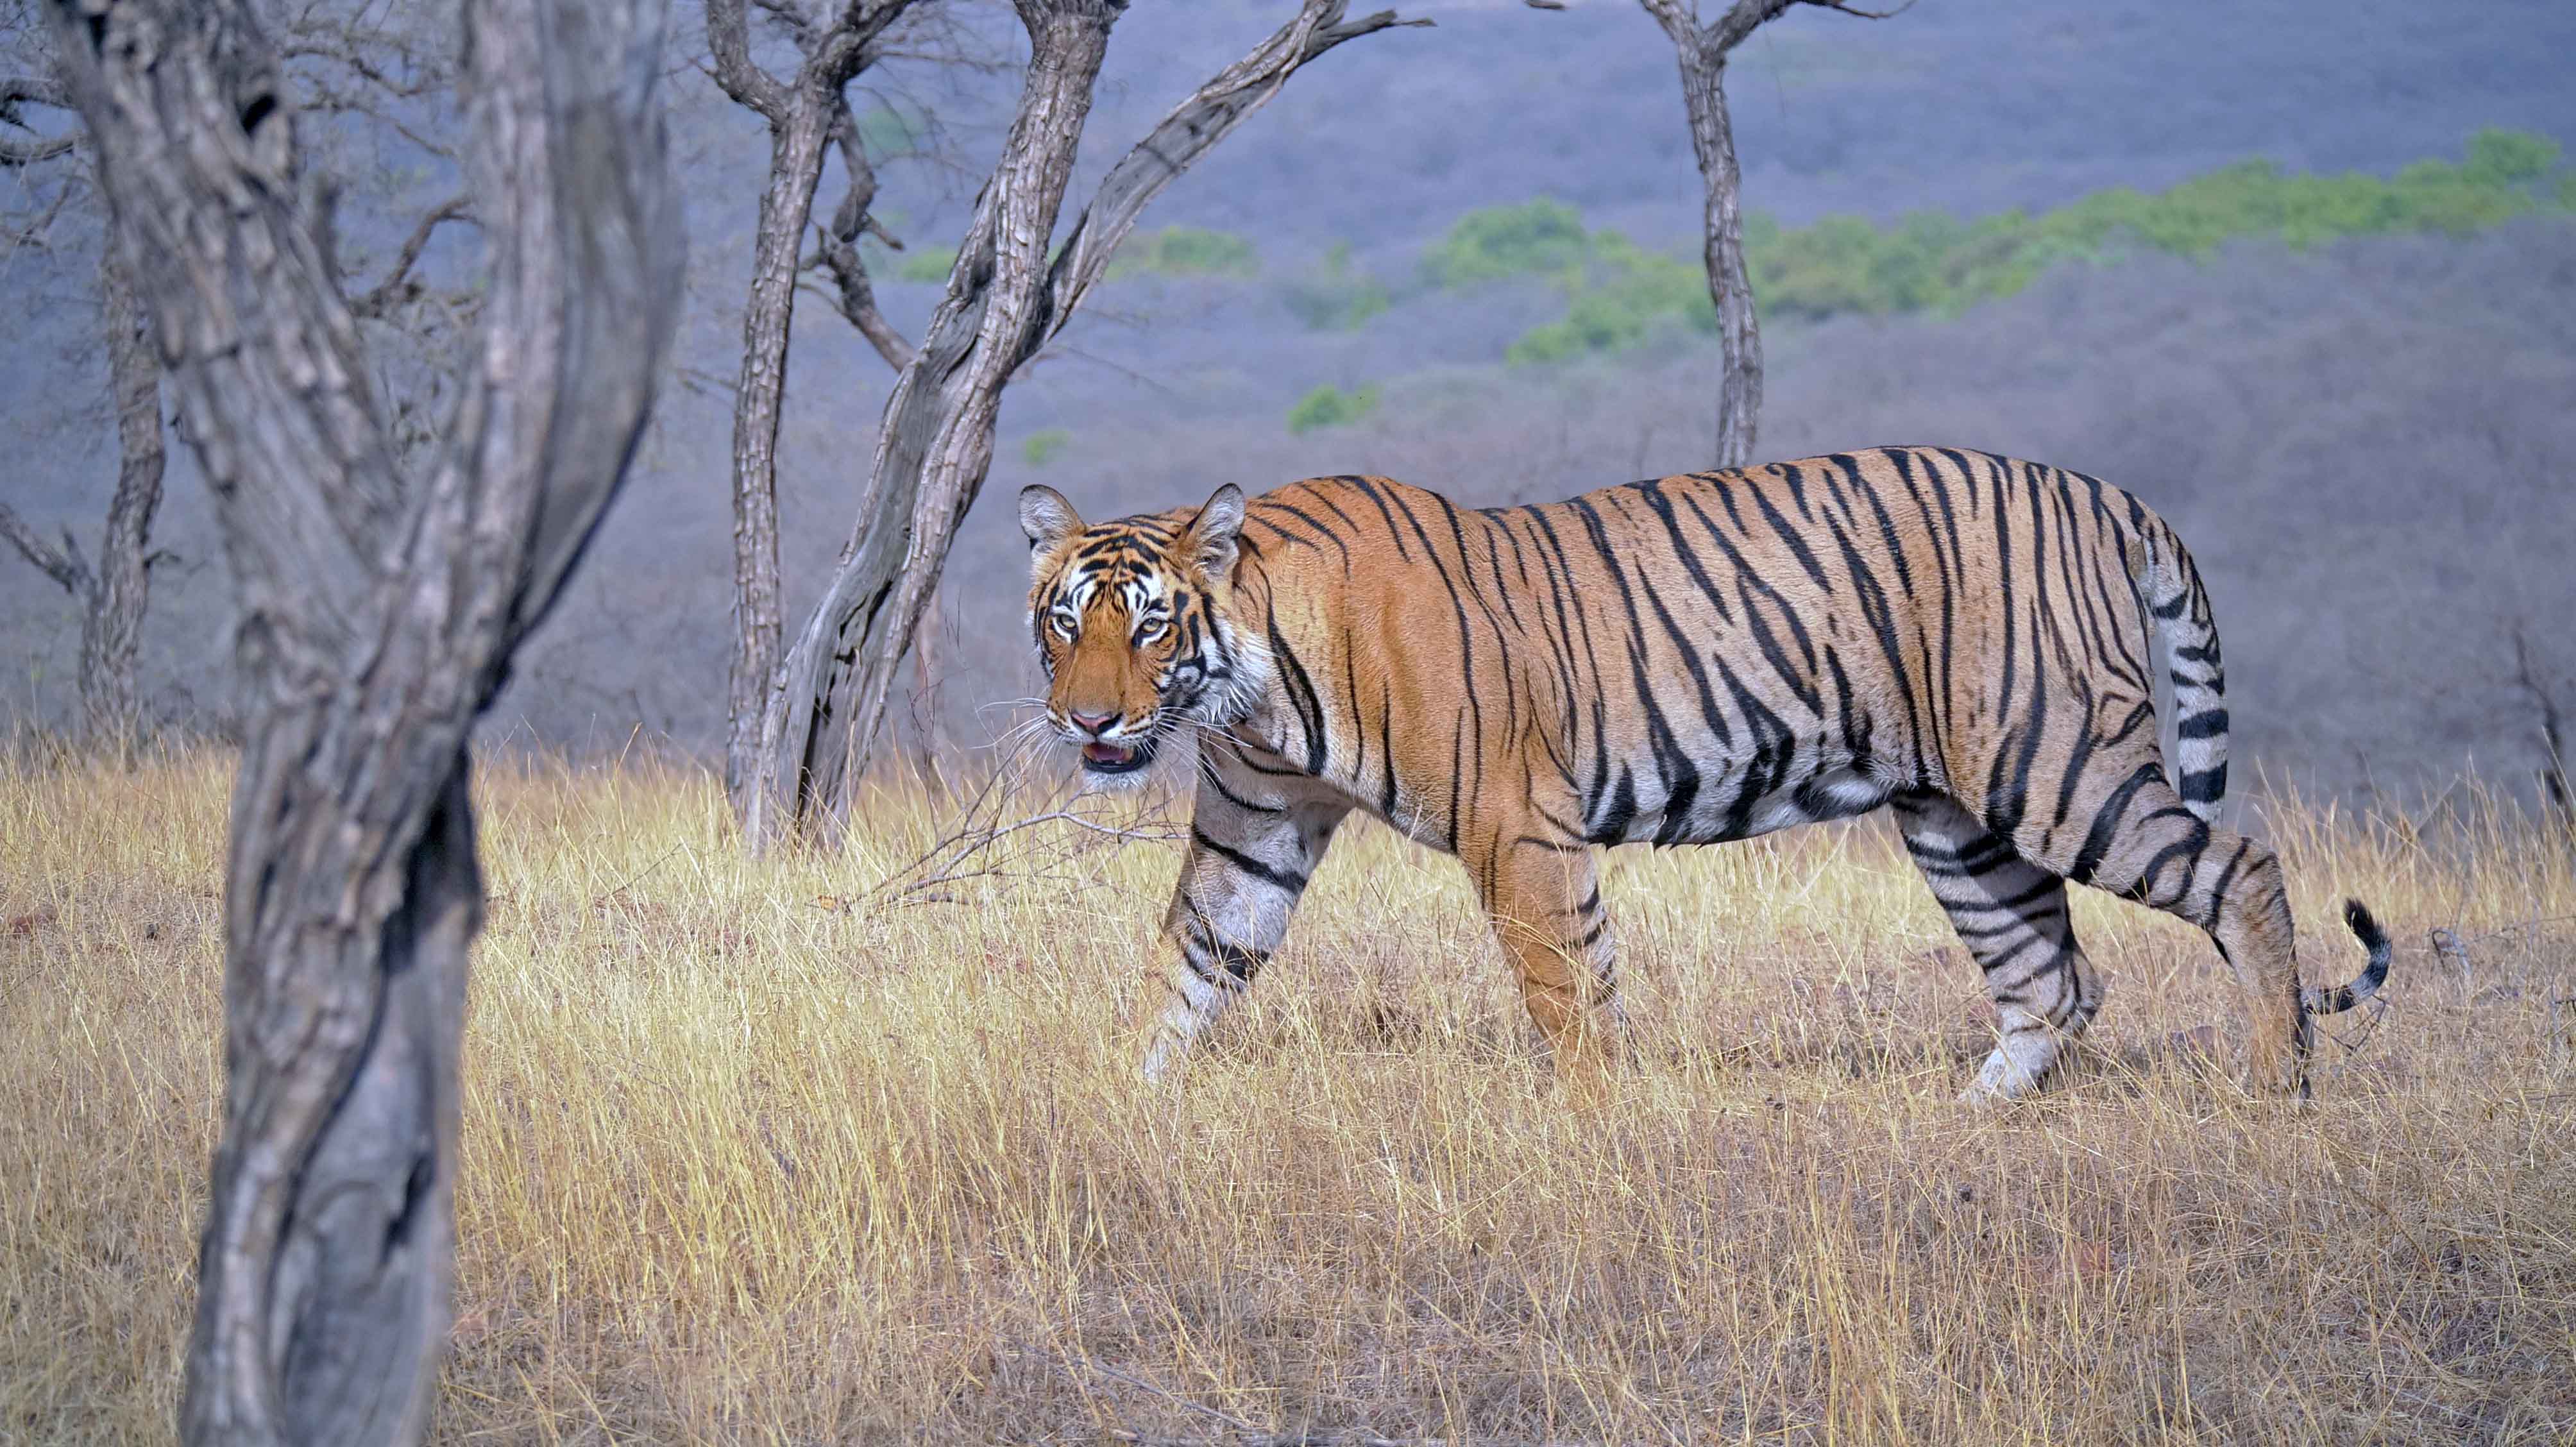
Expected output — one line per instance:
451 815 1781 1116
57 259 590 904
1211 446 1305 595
3 0 2572 803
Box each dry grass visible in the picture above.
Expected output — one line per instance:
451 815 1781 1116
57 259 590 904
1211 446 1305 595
5 748 2575 1444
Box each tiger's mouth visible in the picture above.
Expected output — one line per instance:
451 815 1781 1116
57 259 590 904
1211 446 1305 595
1080 738 1154 775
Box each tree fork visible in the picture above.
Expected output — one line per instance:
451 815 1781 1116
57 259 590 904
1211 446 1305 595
706 0 924 813
1636 0 1905 469
744 0 1423 850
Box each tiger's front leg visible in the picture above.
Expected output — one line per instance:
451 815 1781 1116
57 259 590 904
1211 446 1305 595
1139 782 1350 1083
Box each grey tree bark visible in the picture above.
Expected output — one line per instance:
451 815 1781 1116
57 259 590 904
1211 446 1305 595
707 0 924 811
4 6 479 753
1636 0 1899 469
743 0 1423 850
0 75 164 751
44 1 682 1445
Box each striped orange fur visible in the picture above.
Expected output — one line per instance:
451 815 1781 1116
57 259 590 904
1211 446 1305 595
1020 446 2390 1101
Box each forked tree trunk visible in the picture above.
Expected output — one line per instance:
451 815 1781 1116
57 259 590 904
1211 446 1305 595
706 0 921 810
45 0 682 1443
743 0 1419 849
1638 0 1897 470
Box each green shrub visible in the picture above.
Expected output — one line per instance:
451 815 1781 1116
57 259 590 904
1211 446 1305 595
1507 232 1713 365
1741 128 2573 327
1286 383 1381 435
1499 128 2576 361
1421 199 1589 288
1021 429 1071 468
1109 226 1260 280
2465 126 2561 184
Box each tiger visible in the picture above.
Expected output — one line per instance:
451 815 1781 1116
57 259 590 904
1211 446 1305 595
1016 446 2391 1103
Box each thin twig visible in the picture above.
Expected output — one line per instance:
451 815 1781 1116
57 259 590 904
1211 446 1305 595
860 723 1185 909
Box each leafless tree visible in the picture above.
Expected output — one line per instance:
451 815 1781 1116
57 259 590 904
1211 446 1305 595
702 0 935 810
0 46 163 749
740 0 1425 850
0 238 165 749
45 1 681 1444
1 0 477 751
1634 0 1902 468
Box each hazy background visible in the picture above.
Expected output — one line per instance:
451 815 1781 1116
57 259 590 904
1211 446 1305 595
5 0 2573 805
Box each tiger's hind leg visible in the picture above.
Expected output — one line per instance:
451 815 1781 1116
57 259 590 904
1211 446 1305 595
1891 790 2105 1104
2017 770 2310 1097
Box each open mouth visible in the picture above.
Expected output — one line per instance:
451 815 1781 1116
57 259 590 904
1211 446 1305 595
1079 739 1153 774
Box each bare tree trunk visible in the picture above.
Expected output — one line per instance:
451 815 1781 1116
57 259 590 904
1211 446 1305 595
0 72 163 754
80 240 164 749
1670 41 1759 467
744 0 1421 849
46 1 681 1444
1637 0 1900 470
722 121 828 804
706 0 920 813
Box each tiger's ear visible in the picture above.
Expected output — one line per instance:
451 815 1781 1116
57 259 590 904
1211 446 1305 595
1019 485 1082 554
1186 484 1246 583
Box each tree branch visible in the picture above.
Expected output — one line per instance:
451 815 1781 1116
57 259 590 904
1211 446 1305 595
1706 0 1797 51
278 26 450 102
1037 0 1428 354
1641 0 1906 54
0 74 72 110
811 94 913 370
0 72 78 165
348 192 474 318
0 501 89 597
706 0 789 119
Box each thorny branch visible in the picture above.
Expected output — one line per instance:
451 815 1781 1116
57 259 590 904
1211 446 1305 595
855 722 1185 910
806 92 913 370
348 192 473 318
0 501 88 595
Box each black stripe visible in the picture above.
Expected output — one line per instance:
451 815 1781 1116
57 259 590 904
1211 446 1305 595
1191 829 1309 893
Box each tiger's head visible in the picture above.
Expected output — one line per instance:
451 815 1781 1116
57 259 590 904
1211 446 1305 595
1018 482 1266 784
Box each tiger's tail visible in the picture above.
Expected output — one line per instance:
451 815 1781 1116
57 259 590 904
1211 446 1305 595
2128 530 2392 1024
2304 899 2394 1017
2130 525 2230 825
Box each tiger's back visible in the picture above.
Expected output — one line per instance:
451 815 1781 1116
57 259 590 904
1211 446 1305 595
1235 448 2226 867
1017 444 2387 1103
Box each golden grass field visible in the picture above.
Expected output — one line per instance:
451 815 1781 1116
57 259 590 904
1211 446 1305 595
4 747 2573 1444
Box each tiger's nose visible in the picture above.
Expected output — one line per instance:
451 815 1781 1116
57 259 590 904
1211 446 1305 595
1069 709 1119 737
